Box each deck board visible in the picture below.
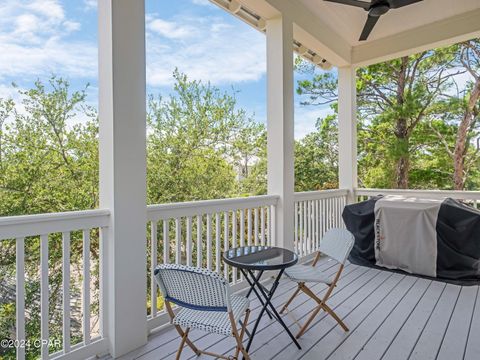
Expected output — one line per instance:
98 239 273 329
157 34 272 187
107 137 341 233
464 287 480 360
184 259 348 360
117 262 479 360
409 283 461 360
436 286 478 360
380 280 446 360
326 275 418 360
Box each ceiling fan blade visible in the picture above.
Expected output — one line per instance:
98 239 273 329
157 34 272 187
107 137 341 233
359 14 379 41
388 0 423 9
323 0 371 10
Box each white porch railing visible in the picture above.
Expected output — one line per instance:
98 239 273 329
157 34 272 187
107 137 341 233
0 209 110 360
145 195 279 331
13 188 480 357
355 188 480 208
293 189 348 258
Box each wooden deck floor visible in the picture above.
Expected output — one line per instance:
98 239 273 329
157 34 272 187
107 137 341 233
119 257 480 360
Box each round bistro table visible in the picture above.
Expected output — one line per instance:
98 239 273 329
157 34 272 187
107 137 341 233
223 246 301 352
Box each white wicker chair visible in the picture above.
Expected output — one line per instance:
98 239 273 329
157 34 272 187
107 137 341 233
154 264 251 360
280 228 355 338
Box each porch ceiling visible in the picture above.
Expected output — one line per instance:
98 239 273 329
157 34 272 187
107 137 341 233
219 0 480 67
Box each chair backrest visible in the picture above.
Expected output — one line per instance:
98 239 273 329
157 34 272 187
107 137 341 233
154 264 231 312
320 228 355 264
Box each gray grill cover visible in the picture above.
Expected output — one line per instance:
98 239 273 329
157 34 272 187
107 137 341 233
343 196 480 285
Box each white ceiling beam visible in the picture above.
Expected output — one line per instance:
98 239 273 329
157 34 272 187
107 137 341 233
352 9 480 67
238 0 352 66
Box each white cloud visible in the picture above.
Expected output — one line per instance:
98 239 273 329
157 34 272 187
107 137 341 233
0 0 95 83
83 0 96 11
295 106 334 139
14 14 40 34
191 0 214 6
147 19 195 40
27 0 65 20
146 14 266 87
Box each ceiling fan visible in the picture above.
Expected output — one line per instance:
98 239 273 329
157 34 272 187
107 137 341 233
324 0 423 41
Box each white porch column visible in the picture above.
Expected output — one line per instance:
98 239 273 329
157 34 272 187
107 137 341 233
338 66 358 203
98 0 147 357
266 16 295 250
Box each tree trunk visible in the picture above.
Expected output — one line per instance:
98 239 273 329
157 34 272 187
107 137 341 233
394 118 410 189
394 57 410 189
453 79 480 190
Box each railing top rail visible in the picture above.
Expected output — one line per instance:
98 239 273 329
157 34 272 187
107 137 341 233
355 188 480 200
0 209 110 240
294 189 349 202
147 195 280 221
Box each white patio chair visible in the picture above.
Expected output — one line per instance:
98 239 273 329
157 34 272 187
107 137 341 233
154 264 251 360
280 228 355 338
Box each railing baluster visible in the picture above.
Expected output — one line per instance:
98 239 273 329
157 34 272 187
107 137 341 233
40 234 49 359
239 210 245 281
62 232 71 353
240 210 245 247
232 211 237 283
83 229 91 345
312 200 315 251
335 197 338 227
270 205 276 246
247 208 252 246
335 197 341 228
176 218 182 265
254 208 259 246
186 217 192 266
322 198 327 236
302 201 307 257
270 205 277 246
266 206 271 246
224 211 229 280
307 200 312 254
150 222 158 317
207 214 212 270
215 213 221 273
99 227 108 339
16 237 25 360
163 220 169 264
299 202 303 256
260 207 265 246
328 197 332 230
196 216 201 267
315 200 320 250
294 202 298 253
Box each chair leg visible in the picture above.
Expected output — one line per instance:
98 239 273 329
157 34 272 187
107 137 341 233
166 301 201 356
280 284 302 314
176 327 190 360
322 303 349 332
173 325 201 356
230 311 250 360
296 304 323 338
233 309 250 359
296 283 349 337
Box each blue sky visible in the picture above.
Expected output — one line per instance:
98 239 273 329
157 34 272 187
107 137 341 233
0 0 334 138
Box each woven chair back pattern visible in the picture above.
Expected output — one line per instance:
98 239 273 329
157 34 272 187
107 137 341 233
320 228 355 264
154 264 231 312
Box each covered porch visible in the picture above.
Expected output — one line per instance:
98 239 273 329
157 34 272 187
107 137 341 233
1 0 480 359
119 256 480 360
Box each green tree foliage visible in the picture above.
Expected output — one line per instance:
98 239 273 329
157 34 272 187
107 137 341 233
146 70 265 203
0 77 99 359
0 72 266 359
296 40 480 191
295 112 338 191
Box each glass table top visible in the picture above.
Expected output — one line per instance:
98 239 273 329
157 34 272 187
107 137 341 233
223 246 298 270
